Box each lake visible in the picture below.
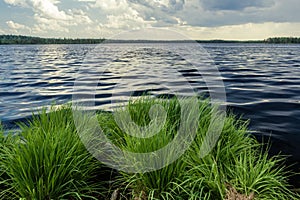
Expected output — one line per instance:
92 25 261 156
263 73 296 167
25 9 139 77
1 43 300 169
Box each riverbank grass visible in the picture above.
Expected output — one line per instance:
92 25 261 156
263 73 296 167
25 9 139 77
0 97 299 199
98 97 298 199
0 107 107 200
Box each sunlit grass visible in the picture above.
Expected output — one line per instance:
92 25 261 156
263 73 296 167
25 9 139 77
98 96 299 200
0 106 107 200
0 97 298 199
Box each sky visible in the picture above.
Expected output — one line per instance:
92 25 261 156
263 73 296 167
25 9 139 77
0 0 300 40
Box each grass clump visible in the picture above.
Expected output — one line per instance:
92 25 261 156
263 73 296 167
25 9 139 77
0 106 107 200
97 97 187 199
97 96 299 200
0 97 298 199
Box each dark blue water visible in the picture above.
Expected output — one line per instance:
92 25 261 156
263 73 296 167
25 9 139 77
1 43 300 171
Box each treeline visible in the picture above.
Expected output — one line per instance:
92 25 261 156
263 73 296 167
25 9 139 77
264 37 300 44
1 35 300 44
0 35 105 45
196 39 263 43
196 37 300 44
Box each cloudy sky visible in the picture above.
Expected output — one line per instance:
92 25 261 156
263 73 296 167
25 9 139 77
0 0 300 40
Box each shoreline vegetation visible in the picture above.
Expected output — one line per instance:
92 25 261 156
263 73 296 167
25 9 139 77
0 97 299 199
0 35 300 45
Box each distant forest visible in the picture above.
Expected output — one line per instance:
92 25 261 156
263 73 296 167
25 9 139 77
264 37 300 44
0 35 300 44
0 35 105 45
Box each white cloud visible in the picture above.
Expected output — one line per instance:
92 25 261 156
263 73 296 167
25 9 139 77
93 0 127 11
4 0 94 36
30 0 69 20
6 20 30 30
31 8 93 35
3 0 28 7
2 0 300 39
68 9 93 25
4 0 69 20
32 14 69 33
85 0 154 31
6 21 24 29
104 13 149 29
5 20 31 34
126 0 184 27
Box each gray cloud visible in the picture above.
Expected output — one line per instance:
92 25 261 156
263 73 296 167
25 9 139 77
167 0 185 11
199 0 275 11
125 0 300 28
128 0 185 12
177 0 300 27
2 0 300 38
126 0 183 26
75 0 300 31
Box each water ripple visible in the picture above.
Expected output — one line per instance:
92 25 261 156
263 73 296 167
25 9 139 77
0 43 300 164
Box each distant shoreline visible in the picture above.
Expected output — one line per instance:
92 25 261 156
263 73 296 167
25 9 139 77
1 35 300 45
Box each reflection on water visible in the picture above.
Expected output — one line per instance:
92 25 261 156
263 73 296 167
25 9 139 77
0 43 300 165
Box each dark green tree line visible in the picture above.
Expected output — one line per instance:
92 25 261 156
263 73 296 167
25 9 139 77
1 35 300 44
264 37 300 44
0 35 105 45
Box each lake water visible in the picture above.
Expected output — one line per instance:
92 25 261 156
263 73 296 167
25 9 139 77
1 43 300 170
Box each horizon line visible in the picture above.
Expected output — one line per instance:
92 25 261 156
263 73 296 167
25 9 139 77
1 34 300 41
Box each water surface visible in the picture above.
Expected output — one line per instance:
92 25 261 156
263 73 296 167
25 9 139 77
1 43 299 167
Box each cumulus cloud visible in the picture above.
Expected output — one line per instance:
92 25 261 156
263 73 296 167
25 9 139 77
70 9 93 25
5 20 31 34
4 0 93 35
3 0 28 7
104 14 148 29
127 0 185 25
32 15 69 33
85 0 154 30
128 0 185 12
6 20 30 30
95 0 298 29
32 8 93 34
4 0 69 20
175 0 300 27
82 0 182 29
2 0 300 39
30 0 69 20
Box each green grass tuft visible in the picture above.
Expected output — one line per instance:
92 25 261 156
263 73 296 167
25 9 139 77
0 106 107 200
98 96 299 200
0 97 298 199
